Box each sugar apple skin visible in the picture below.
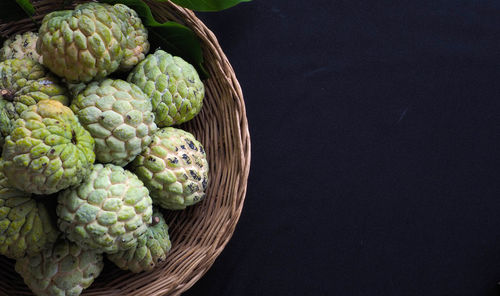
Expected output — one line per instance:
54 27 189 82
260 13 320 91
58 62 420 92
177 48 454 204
131 127 209 210
0 160 59 259
106 4 149 71
107 208 171 273
71 79 157 167
1 100 95 195
0 32 43 64
57 163 153 254
4 77 70 122
15 239 103 296
37 3 125 83
0 99 12 150
0 58 48 94
127 50 205 127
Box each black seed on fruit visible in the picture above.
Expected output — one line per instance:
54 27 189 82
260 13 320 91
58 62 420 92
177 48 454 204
71 131 77 144
50 148 55 154
202 178 207 189
180 145 186 150
190 170 201 180
169 158 178 164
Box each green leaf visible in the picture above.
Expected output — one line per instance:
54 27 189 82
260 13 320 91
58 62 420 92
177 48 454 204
0 0 35 22
158 0 251 12
15 0 35 16
101 0 208 78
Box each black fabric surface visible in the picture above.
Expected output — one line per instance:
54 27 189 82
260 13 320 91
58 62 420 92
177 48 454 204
184 1 500 295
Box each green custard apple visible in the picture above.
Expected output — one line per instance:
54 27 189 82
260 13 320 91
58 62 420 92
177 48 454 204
107 208 171 273
0 58 48 95
128 50 205 127
57 163 153 254
0 31 42 63
0 99 12 150
106 3 149 71
1 100 95 195
71 79 157 166
131 127 209 210
5 77 70 122
37 3 125 82
15 239 103 296
0 160 59 259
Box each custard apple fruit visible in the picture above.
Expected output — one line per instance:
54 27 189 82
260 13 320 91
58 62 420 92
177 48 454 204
0 31 42 63
0 160 59 259
1 100 95 195
57 163 153 253
71 79 157 166
131 127 208 210
4 77 70 122
37 3 125 82
106 3 149 71
15 239 103 296
0 99 12 150
0 58 48 96
128 50 205 127
108 208 171 273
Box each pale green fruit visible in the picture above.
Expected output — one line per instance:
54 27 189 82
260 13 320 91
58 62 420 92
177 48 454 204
128 50 205 127
0 58 48 94
0 32 42 63
15 239 103 296
71 79 157 166
106 4 149 71
108 208 171 273
37 3 124 82
131 127 209 210
2 100 95 195
0 99 12 150
5 77 70 122
57 163 153 254
0 160 59 259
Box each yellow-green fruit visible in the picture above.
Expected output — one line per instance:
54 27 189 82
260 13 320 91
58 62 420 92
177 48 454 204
15 239 103 296
128 50 205 127
0 160 59 259
2 100 95 195
37 3 124 82
131 127 209 210
106 4 149 71
107 208 171 272
0 32 42 63
0 99 12 150
5 77 70 122
57 164 153 254
0 58 48 94
71 79 157 166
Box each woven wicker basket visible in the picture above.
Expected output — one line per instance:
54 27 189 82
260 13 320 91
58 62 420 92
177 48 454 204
0 1 250 295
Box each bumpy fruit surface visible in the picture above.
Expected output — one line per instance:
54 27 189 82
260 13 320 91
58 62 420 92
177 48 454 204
0 32 42 63
71 79 157 166
2 100 95 195
57 164 153 253
5 77 70 121
131 127 209 210
128 50 205 127
15 239 103 296
0 99 11 150
37 3 124 82
108 208 171 272
0 160 59 259
107 4 149 71
0 58 48 94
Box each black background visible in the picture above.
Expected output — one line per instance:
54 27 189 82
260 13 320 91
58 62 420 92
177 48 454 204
185 1 500 295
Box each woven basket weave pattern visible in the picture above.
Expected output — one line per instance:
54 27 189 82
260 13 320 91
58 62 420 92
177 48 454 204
0 1 250 295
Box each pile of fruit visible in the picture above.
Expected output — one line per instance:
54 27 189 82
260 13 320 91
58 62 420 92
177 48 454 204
0 2 209 295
